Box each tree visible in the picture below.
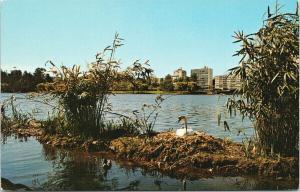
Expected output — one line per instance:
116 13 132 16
34 68 47 84
8 70 22 92
175 82 188 91
191 73 198 82
22 71 35 92
228 5 299 156
160 74 174 91
1 68 53 92
125 60 154 91
187 82 198 92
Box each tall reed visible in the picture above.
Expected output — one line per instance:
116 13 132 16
227 4 299 156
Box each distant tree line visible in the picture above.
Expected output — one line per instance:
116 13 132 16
1 68 53 92
1 66 201 93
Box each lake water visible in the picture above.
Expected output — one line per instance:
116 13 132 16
1 93 253 142
1 93 298 190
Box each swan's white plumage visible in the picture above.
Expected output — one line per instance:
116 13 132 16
176 128 193 137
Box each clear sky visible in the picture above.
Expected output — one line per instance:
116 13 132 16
1 0 297 77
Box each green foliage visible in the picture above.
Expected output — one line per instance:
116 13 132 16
187 82 199 92
46 33 124 138
190 73 198 82
173 81 198 92
9 95 31 125
174 82 188 91
41 108 69 135
160 74 174 91
132 95 166 136
1 68 53 93
100 118 140 139
125 60 154 91
228 5 299 156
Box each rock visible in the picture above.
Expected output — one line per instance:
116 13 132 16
92 141 98 145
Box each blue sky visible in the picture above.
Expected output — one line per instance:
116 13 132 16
1 0 297 77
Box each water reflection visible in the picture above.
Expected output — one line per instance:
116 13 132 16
1 136 298 190
41 145 114 190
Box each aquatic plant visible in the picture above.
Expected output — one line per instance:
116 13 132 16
42 33 161 139
99 118 140 139
132 95 166 136
227 4 299 156
41 108 68 135
45 33 125 138
241 137 253 158
1 95 32 128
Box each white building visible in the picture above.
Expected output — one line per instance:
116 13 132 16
226 74 241 90
214 75 227 90
191 66 213 89
172 67 187 81
214 74 241 90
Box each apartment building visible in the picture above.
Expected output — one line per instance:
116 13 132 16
226 74 241 90
191 66 213 89
172 67 187 80
214 75 227 90
214 74 241 90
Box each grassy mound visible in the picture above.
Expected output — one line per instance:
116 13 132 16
110 132 298 179
2 120 298 180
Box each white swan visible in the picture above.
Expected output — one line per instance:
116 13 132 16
176 116 193 137
103 159 112 169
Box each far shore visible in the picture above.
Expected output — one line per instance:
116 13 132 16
2 90 236 95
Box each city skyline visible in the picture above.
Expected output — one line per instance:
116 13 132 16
1 0 297 77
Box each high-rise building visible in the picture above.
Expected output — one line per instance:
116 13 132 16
214 75 227 90
172 67 187 81
191 66 213 89
226 74 241 90
213 74 241 90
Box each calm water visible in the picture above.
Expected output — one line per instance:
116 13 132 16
1 93 253 142
1 93 298 190
1 136 298 190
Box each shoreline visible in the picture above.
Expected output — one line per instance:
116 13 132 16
2 90 235 96
3 120 298 180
